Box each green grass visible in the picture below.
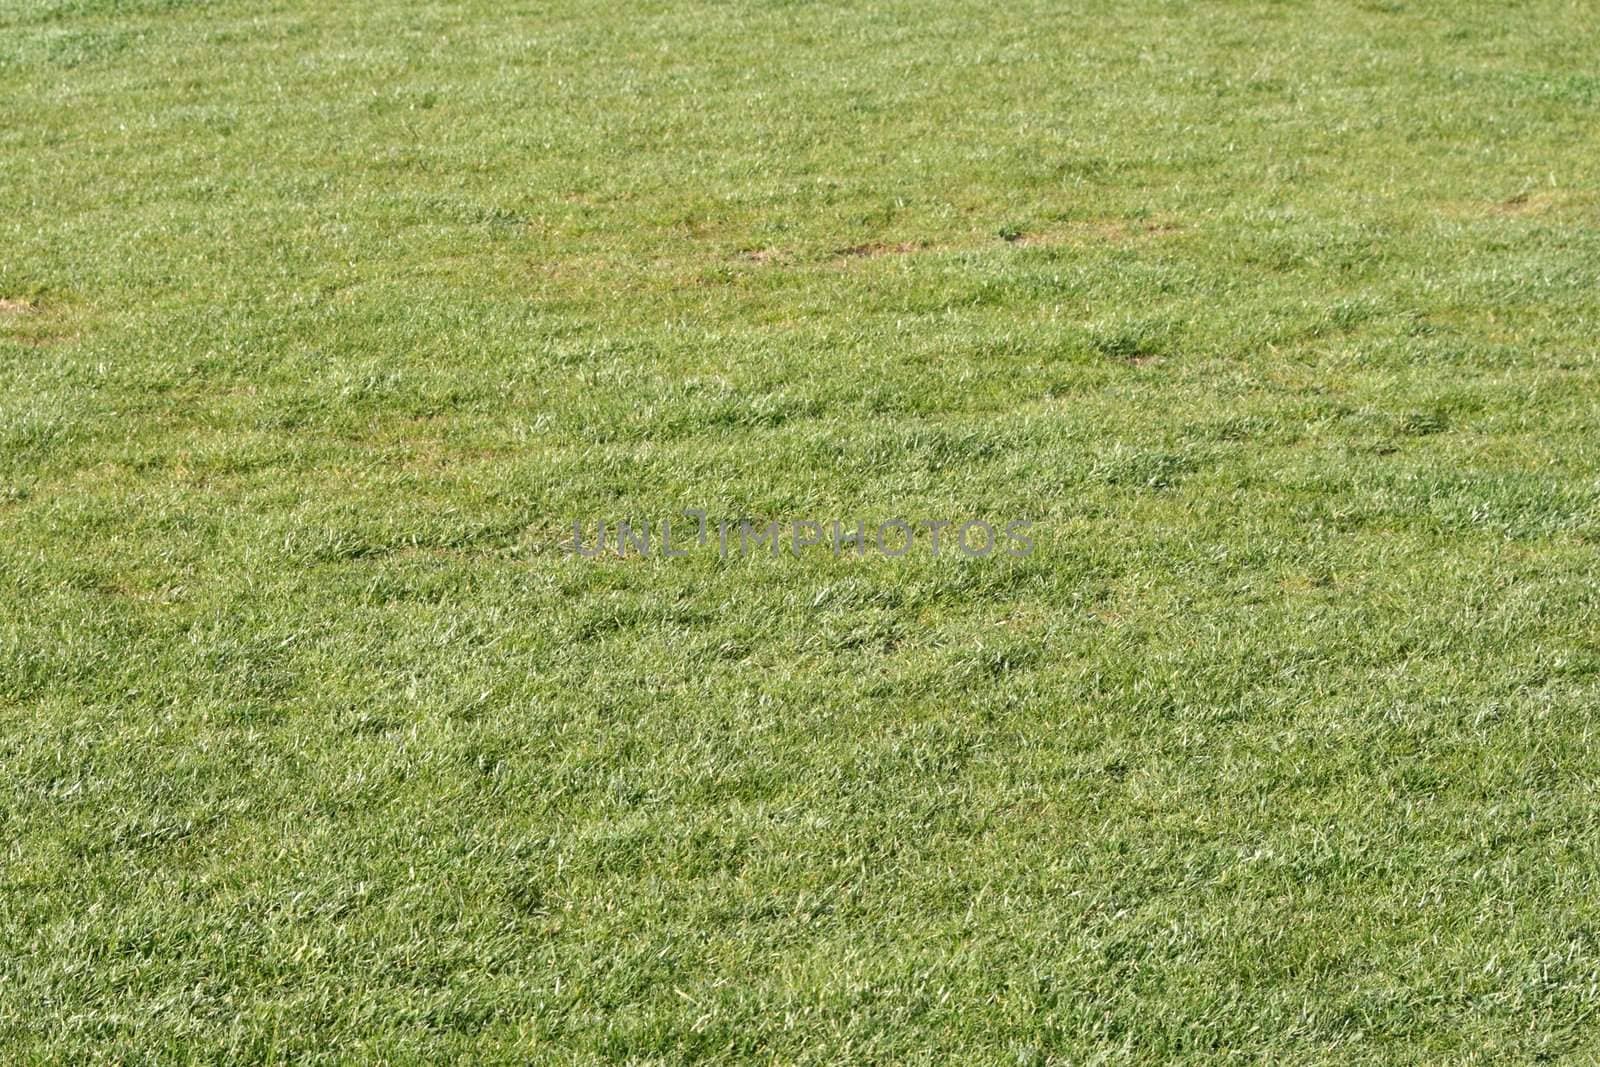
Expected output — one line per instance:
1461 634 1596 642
4 0 1600 1061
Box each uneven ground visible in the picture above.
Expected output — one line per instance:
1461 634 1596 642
4 0 1600 1062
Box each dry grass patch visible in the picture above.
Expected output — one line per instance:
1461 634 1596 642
1441 190 1597 219
1015 219 1184 247
834 240 926 259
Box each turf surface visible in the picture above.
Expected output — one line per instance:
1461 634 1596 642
4 0 1600 1061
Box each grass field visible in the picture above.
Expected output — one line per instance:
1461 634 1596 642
5 0 1600 1061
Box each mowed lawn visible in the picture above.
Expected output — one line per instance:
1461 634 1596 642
4 0 1600 1061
